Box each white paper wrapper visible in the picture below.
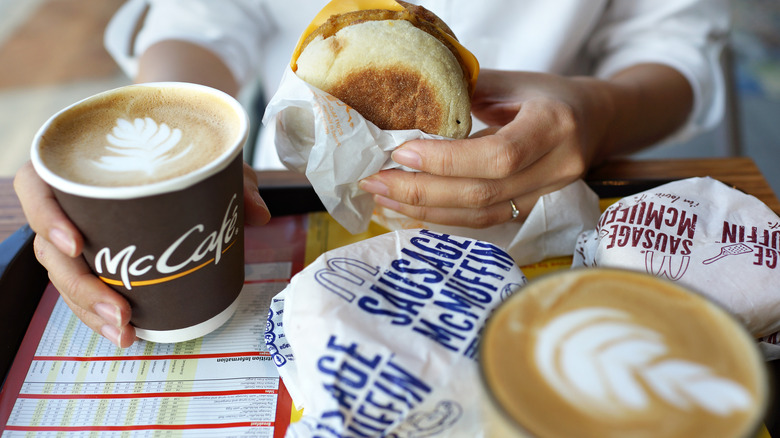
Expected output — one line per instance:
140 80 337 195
262 66 442 234
572 177 780 341
264 229 527 437
262 66 601 266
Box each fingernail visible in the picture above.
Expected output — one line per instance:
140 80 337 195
94 303 121 327
50 228 76 257
392 148 422 169
101 324 122 348
374 195 401 211
359 178 389 196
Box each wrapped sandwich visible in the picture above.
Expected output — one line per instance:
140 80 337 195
262 0 481 233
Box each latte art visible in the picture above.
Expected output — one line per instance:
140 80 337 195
480 269 767 438
536 307 753 418
37 84 243 187
92 117 193 175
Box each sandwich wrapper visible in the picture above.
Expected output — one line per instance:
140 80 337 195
264 229 528 436
572 176 780 357
262 66 601 266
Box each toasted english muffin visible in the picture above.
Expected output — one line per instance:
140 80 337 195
294 3 473 139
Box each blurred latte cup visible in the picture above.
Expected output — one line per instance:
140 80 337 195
31 82 248 344
479 268 768 438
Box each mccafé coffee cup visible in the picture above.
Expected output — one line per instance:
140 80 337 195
479 268 768 438
31 82 248 343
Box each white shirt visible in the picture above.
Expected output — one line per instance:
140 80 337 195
105 0 730 168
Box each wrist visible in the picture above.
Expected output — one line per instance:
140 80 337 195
593 64 694 161
570 75 623 166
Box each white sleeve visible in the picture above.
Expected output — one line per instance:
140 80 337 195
104 0 273 90
587 0 730 142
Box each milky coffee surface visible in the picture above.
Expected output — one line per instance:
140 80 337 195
39 86 241 187
481 269 766 438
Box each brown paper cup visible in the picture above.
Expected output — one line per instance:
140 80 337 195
30 82 249 343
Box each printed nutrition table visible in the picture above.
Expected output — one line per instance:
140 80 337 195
0 218 307 437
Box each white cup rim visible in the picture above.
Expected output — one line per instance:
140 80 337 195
30 82 249 200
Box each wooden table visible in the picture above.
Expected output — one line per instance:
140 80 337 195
2 157 780 435
1 157 779 243
587 157 780 214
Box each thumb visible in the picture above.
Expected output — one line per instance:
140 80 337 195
471 69 531 126
472 69 531 103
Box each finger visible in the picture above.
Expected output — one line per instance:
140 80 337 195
471 69 532 104
361 146 581 211
372 190 536 228
35 234 135 348
391 99 558 179
242 162 271 226
468 126 500 139
372 177 571 229
60 290 137 349
361 169 504 209
471 70 558 107
471 70 549 125
14 162 82 257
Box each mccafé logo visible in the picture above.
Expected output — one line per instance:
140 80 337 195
94 194 240 289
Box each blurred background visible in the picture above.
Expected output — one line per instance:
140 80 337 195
0 0 778 195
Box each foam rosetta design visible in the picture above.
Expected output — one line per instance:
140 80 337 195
536 307 753 417
92 117 192 174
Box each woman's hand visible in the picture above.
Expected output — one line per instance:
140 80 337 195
359 66 692 227
14 161 271 348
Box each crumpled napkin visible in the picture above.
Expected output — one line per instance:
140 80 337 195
262 66 601 266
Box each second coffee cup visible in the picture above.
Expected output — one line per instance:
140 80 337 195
479 268 768 437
